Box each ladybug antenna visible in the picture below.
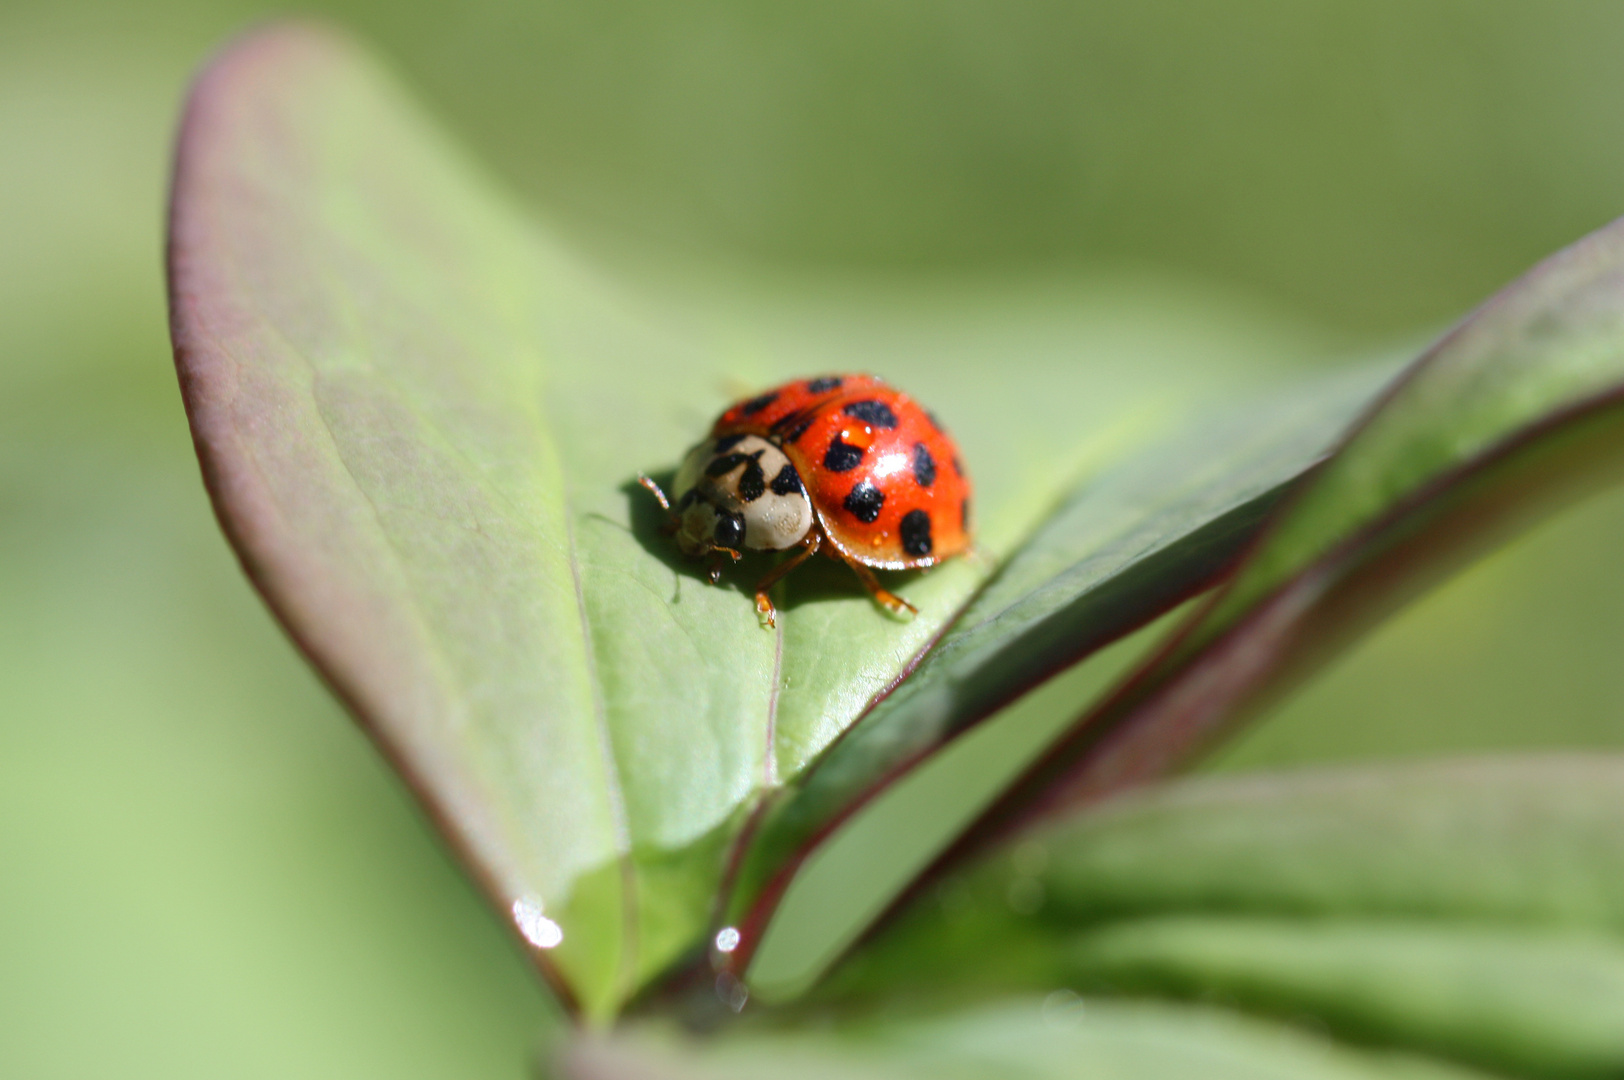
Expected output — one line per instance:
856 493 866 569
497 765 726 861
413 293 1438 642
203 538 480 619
636 474 673 513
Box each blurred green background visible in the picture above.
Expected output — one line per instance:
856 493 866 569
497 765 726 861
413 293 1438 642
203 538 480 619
10 1 1624 1076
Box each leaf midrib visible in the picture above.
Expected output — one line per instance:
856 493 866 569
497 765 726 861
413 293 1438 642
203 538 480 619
561 484 640 1004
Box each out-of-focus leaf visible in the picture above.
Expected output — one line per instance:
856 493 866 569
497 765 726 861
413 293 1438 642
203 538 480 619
721 367 1391 964
948 207 1624 849
1066 917 1624 1079
555 999 1486 1080
821 756 1624 1077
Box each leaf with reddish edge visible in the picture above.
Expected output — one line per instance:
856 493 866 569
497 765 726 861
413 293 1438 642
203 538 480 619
170 20 1405 1021
922 207 1624 886
165 23 854 1021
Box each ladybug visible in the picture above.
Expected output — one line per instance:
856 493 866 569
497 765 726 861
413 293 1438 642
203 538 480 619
639 374 973 627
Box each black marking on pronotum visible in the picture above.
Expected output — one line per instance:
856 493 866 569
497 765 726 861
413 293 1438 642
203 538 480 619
912 442 937 488
900 508 933 557
843 480 884 523
741 391 779 415
676 488 699 510
770 463 802 495
713 512 745 549
843 399 899 429
738 459 767 501
824 437 865 472
706 452 754 478
805 376 843 393
713 433 748 453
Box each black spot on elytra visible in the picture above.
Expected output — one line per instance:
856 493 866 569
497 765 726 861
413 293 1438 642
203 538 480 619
741 391 779 415
738 459 766 501
824 437 865 472
770 463 802 495
805 376 843 393
843 480 884 523
843 399 899 429
900 509 933 557
912 442 937 488
713 433 748 453
713 512 745 549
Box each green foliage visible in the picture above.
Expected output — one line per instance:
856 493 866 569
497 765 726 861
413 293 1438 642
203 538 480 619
161 22 1624 1080
2 0 1621 1073
824 757 1624 1078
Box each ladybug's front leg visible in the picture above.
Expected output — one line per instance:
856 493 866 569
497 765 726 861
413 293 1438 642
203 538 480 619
751 534 821 629
705 546 742 585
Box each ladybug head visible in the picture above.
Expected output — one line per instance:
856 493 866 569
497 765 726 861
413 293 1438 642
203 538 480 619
672 489 746 559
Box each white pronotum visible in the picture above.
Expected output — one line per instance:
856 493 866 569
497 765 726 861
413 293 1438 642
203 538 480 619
671 433 814 555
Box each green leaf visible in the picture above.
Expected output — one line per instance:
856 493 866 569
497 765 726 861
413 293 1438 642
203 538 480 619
554 998 1489 1080
168 22 1387 1019
823 755 1624 1077
949 204 1624 849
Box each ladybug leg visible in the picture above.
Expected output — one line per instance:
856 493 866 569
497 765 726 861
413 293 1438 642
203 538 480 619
751 534 821 629
835 551 918 618
705 546 742 585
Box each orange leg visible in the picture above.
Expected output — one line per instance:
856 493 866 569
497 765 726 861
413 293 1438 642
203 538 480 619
706 546 742 584
752 534 821 628
833 549 918 618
